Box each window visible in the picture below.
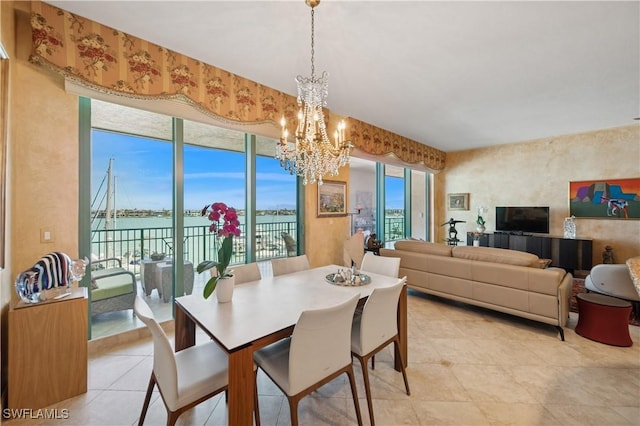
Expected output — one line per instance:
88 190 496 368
83 99 299 339
384 165 405 242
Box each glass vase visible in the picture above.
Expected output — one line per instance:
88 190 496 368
563 216 576 239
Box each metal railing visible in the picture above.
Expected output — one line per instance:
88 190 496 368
91 221 297 273
384 216 405 242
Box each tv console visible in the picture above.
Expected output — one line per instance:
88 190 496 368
467 232 592 273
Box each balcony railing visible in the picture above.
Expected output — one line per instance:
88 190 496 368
384 216 405 242
91 221 297 274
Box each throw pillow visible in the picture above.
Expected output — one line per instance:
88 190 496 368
536 259 553 269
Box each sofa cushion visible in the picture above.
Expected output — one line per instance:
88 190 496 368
91 267 135 302
452 246 539 267
394 240 452 257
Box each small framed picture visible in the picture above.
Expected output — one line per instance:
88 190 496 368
448 193 469 211
317 181 347 217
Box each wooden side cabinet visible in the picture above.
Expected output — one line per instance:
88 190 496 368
8 287 88 410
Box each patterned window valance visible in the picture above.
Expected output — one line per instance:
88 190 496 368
29 1 445 171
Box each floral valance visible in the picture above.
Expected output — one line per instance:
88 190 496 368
29 1 445 171
346 118 445 170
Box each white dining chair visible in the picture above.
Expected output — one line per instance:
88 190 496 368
270 254 310 276
360 252 400 277
230 262 262 284
253 294 363 426
343 231 365 269
134 297 260 426
351 277 410 426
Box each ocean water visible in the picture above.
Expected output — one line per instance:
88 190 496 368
91 214 297 230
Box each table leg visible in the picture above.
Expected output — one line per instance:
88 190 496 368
174 303 195 351
394 284 408 371
228 347 255 426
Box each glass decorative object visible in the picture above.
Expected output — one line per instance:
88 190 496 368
563 215 576 239
15 254 88 304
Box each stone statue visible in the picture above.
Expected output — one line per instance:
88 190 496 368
602 245 615 264
441 218 466 245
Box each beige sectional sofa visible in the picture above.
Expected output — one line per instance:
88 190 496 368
380 240 573 340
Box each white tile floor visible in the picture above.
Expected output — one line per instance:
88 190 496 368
5 285 640 426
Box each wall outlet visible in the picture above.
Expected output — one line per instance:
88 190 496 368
40 228 55 243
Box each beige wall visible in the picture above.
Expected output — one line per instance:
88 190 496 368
435 125 640 264
304 167 351 268
10 5 79 289
1 1 79 402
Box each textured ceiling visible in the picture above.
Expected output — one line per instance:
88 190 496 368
46 1 640 152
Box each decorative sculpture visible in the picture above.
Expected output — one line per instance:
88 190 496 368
15 252 88 304
602 245 615 264
441 218 466 246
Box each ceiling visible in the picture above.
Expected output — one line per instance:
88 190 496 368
46 1 640 153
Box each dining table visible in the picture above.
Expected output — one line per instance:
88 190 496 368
174 264 408 426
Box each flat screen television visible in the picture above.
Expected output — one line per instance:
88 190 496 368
495 206 550 234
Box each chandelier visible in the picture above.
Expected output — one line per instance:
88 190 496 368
276 0 352 185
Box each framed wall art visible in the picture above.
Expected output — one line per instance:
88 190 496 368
317 180 347 217
447 193 469 211
569 178 640 219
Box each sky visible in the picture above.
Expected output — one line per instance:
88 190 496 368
92 130 297 211
92 129 406 212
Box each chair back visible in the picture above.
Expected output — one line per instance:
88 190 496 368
357 278 406 355
134 296 180 409
230 262 262 284
288 294 359 395
343 232 365 269
361 252 400 277
281 232 298 257
271 254 310 276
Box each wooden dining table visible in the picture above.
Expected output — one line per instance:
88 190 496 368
174 264 407 426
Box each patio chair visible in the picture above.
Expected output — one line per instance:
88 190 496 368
281 232 298 257
90 257 137 316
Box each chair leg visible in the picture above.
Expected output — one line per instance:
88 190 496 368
347 365 364 426
166 410 180 426
371 354 375 370
139 373 156 426
358 356 375 426
288 396 300 426
254 367 261 426
394 337 411 395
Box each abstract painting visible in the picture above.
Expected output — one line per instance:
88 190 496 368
569 178 640 219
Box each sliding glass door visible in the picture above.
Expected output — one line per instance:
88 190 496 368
90 100 173 337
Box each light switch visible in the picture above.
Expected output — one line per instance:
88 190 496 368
40 228 55 243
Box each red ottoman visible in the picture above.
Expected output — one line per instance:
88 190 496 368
575 293 633 347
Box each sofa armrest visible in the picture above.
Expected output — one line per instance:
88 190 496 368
93 268 136 283
91 257 123 269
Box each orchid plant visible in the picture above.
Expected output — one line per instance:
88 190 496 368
476 206 487 226
196 202 241 299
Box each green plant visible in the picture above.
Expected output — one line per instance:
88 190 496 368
196 202 241 299
476 206 487 226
